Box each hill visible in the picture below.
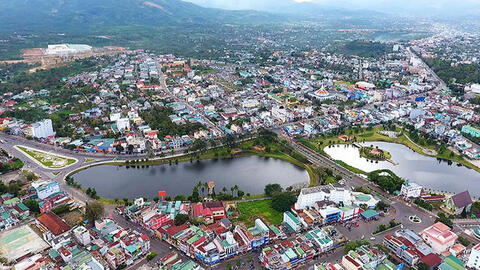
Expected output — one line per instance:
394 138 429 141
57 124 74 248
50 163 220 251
0 0 282 32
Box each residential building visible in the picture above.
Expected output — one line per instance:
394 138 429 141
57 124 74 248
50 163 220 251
283 211 302 232
36 212 71 247
421 222 458 254
73 226 91 246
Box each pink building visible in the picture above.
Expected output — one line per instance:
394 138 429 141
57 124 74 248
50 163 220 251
421 222 458 254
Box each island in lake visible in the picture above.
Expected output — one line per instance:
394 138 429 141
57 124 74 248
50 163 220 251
359 146 392 161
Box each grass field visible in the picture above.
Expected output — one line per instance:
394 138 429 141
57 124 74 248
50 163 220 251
236 199 283 227
17 146 76 168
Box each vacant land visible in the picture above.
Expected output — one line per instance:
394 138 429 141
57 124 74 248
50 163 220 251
236 199 283 227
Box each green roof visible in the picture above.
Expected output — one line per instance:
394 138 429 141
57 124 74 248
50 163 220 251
361 209 378 219
296 247 305 256
3 197 19 205
49 249 60 259
126 245 137 253
179 261 197 270
356 194 371 201
285 211 299 224
444 255 464 270
72 247 82 256
377 264 391 270
269 225 280 234
285 248 297 259
17 202 29 211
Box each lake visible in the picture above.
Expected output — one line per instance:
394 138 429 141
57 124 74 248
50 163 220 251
324 142 480 197
73 156 310 199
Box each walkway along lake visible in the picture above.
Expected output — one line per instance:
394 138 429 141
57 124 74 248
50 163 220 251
73 156 310 200
325 141 480 197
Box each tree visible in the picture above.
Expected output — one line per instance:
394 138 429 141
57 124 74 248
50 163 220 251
174 194 186 201
264 184 283 197
343 240 370 254
237 190 245 198
375 201 389 212
24 199 40 214
417 262 429 270
153 196 159 202
174 214 189 226
128 144 134 153
435 212 453 229
189 187 201 203
146 252 158 261
116 145 124 153
271 192 297 212
85 201 105 225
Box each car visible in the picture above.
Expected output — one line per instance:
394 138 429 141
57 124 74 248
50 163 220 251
370 237 376 240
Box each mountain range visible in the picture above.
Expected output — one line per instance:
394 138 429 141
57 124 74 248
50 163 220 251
0 0 286 32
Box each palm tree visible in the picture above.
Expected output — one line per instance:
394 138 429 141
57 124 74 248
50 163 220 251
230 186 235 196
222 187 228 194
233 185 239 197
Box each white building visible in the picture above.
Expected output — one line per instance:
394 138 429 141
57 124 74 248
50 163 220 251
467 243 480 269
32 180 60 200
46 44 92 56
467 84 480 94
295 186 352 210
283 211 302 232
110 112 122 122
400 181 423 198
29 119 55 138
73 226 91 246
116 118 130 131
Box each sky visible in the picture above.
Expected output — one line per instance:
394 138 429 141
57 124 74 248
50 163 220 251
185 0 480 17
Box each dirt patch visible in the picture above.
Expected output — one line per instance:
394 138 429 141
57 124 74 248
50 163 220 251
60 210 84 227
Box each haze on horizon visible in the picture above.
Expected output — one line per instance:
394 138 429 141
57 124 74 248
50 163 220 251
186 0 480 17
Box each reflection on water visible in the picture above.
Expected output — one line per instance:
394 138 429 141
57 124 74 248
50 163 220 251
74 156 309 199
325 142 480 197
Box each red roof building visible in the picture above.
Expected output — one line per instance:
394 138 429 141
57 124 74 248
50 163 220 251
37 212 70 235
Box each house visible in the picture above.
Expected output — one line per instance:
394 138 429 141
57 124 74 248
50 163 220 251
445 190 473 215
383 234 419 266
36 212 71 247
73 226 90 246
191 201 225 224
421 222 457 254
419 253 443 270
283 211 302 232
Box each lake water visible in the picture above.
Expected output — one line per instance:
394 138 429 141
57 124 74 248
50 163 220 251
73 156 309 199
324 142 480 197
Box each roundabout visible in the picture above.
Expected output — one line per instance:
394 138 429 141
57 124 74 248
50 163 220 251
409 215 422 223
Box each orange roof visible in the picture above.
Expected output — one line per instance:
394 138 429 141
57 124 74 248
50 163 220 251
37 212 70 235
